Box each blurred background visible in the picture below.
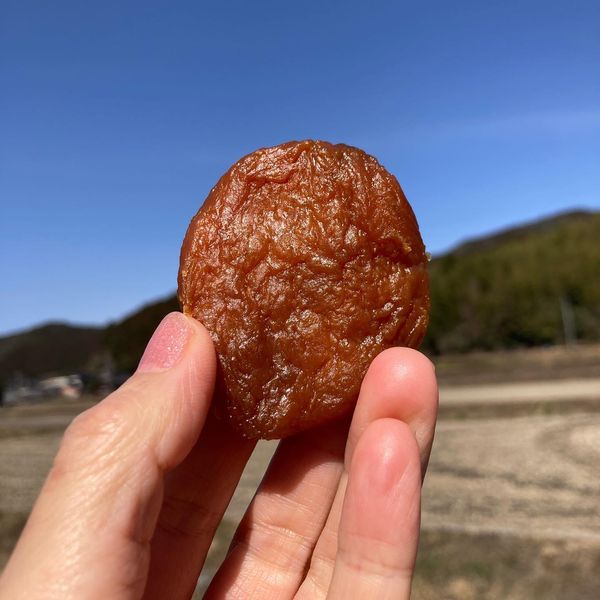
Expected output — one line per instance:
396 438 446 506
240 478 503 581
1 1 599 597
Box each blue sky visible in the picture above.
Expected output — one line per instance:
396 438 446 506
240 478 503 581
1 0 599 335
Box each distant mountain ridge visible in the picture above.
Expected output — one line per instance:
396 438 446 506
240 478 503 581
1 208 598 381
447 209 595 257
0 323 104 381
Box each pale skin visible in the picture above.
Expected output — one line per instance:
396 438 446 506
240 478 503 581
0 312 438 599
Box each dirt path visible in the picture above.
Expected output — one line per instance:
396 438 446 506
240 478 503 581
423 413 600 540
440 378 600 405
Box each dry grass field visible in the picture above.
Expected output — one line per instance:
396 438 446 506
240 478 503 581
1 344 599 598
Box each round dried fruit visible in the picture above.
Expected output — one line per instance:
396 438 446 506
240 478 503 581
178 140 429 439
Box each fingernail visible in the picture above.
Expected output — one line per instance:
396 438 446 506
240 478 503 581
137 312 191 373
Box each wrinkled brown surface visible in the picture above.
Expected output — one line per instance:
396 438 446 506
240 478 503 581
178 140 429 439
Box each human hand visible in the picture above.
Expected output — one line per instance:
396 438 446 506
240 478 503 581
0 312 438 599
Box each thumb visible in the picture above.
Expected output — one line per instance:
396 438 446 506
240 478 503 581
0 312 216 600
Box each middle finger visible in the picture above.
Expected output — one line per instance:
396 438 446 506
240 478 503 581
205 418 349 599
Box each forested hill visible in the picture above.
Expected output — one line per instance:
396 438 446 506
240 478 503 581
0 324 104 380
424 209 600 353
1 209 598 380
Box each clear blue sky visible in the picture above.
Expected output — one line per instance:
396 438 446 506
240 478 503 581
1 0 599 335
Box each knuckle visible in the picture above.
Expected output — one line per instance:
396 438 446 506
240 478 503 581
66 403 124 445
47 390 146 487
339 532 414 579
304 552 336 595
231 500 315 572
59 399 133 465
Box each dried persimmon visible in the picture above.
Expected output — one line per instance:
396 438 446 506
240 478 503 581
179 140 429 439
